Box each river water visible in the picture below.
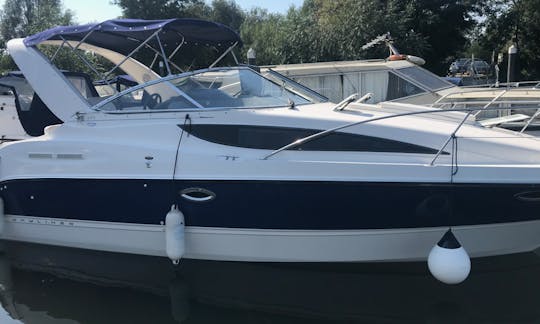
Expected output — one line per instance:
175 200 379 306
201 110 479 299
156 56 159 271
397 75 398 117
0 241 539 323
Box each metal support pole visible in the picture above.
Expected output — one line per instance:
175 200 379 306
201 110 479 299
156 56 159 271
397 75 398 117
50 39 67 62
155 32 172 76
102 29 163 80
209 42 238 68
507 44 518 84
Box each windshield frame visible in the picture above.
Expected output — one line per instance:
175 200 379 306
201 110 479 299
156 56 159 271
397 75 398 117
92 66 323 113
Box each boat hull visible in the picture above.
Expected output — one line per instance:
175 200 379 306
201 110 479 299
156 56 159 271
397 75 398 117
2 178 540 228
2 216 540 262
1 178 540 262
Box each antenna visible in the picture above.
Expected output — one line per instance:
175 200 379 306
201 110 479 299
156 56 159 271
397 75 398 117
360 32 400 55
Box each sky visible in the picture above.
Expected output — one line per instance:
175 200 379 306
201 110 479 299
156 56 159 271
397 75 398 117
60 0 304 24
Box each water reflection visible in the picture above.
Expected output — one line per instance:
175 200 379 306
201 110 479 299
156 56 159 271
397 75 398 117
0 241 539 323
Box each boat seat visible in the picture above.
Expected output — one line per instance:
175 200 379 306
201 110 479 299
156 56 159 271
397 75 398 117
186 88 238 108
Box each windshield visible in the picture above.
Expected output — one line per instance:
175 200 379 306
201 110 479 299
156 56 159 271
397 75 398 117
97 67 316 112
395 66 454 91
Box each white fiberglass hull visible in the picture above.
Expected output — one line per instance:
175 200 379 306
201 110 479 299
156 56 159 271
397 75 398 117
2 215 540 262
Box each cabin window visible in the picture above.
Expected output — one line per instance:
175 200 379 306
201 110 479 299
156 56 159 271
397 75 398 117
386 72 424 100
0 85 12 95
290 71 391 104
395 66 452 91
180 124 445 154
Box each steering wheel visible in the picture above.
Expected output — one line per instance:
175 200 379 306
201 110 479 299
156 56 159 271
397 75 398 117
142 93 162 109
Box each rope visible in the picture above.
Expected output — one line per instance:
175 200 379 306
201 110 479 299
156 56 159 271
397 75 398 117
171 114 191 198
450 135 459 182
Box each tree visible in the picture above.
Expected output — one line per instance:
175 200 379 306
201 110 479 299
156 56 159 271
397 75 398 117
239 0 487 73
240 9 288 64
112 0 245 29
0 0 73 43
305 0 487 73
479 0 540 80
209 0 244 31
111 0 209 19
0 0 74 73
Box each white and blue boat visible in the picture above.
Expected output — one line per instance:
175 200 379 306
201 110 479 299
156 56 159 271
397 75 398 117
1 19 540 262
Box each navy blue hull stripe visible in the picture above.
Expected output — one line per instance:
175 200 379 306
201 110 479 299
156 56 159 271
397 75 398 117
1 179 540 229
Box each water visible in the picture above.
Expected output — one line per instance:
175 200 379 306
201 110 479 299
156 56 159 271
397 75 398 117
1 241 539 323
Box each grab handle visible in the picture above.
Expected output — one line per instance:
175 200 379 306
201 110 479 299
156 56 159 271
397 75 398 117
514 191 540 202
180 188 216 202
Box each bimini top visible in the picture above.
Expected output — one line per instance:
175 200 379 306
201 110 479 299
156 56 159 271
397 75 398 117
23 18 242 55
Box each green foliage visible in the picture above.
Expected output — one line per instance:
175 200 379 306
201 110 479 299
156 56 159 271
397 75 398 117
0 0 74 74
112 0 246 30
0 0 73 43
111 0 210 19
0 51 16 72
210 0 244 31
239 0 486 74
36 45 116 78
479 0 540 80
2 0 536 81
240 9 288 64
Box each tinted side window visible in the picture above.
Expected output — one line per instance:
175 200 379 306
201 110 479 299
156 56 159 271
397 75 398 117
180 124 445 154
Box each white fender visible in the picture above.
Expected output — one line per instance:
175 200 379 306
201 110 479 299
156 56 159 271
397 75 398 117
165 205 185 264
428 229 471 284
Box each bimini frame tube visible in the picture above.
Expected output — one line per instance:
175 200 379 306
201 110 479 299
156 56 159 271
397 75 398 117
59 36 118 94
155 32 172 76
101 28 163 80
209 41 239 68
164 34 186 73
38 20 241 94
50 39 67 62
61 36 104 78
144 43 185 74
52 28 96 63
168 34 185 63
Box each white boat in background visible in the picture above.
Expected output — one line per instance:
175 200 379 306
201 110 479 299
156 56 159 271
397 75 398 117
265 35 540 131
429 85 540 133
0 71 98 142
0 73 32 143
1 19 540 263
264 51 454 104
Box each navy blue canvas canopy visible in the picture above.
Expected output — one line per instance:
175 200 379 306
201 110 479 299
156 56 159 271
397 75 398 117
23 18 242 56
